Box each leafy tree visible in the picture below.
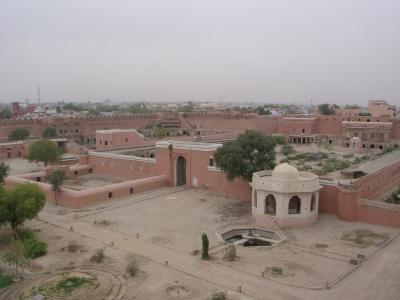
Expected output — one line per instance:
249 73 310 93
46 170 67 206
318 103 335 115
214 130 277 182
8 128 30 140
179 101 194 112
28 139 60 166
154 127 167 139
0 107 12 119
344 104 361 109
42 127 57 138
2 239 29 278
201 233 209 260
128 102 149 114
281 144 295 156
0 162 10 183
0 183 46 236
256 106 272 115
63 102 83 112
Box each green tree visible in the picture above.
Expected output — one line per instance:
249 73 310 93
256 106 272 115
28 139 60 166
154 127 167 139
0 162 10 183
46 170 67 206
214 130 277 182
201 233 209 260
281 144 294 156
0 107 12 119
42 127 57 138
8 128 30 140
179 101 194 112
318 103 335 115
128 102 149 114
2 239 29 278
0 183 45 237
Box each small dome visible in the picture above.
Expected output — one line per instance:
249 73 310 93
271 163 299 179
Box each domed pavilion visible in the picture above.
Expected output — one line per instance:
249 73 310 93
251 163 321 228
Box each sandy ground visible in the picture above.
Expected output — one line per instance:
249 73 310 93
3 158 42 175
0 188 399 300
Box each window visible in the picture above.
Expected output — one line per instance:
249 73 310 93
105 141 108 146
288 196 301 214
125 137 128 143
209 157 214 167
130 187 134 194
302 129 305 133
74 171 78 175
108 192 113 198
265 194 276 215
253 191 257 208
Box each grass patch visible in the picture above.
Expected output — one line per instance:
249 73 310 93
0 273 13 289
35 272 96 297
341 229 389 248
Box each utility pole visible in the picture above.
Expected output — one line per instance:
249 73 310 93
37 85 41 104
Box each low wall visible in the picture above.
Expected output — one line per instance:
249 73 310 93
88 152 158 180
5 174 168 209
206 168 252 201
319 183 400 228
354 160 400 199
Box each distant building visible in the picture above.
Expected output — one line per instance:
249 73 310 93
368 100 396 117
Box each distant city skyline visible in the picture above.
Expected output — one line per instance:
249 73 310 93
1 0 399 105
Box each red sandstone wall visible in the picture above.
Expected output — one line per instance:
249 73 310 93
278 118 316 136
314 116 343 135
88 154 158 180
5 174 168 208
206 170 252 201
357 201 400 227
354 161 400 199
318 185 338 214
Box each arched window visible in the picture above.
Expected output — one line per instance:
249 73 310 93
265 194 276 215
288 196 301 214
253 191 257 208
310 193 316 212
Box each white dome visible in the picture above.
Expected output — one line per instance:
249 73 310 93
271 163 300 179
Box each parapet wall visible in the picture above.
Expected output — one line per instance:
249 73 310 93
318 165 400 228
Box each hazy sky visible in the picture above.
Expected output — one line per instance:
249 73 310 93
0 0 399 104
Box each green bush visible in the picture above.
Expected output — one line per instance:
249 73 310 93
281 144 294 156
18 228 47 259
23 237 47 259
223 245 236 261
90 249 105 263
212 291 227 300
126 255 139 277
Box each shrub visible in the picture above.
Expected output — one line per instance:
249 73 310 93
223 245 236 261
201 233 209 260
67 241 80 253
126 255 139 276
23 237 47 259
19 228 47 259
271 266 283 275
281 144 294 156
212 291 227 300
90 249 105 263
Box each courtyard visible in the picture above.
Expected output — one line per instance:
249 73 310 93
1 187 398 300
